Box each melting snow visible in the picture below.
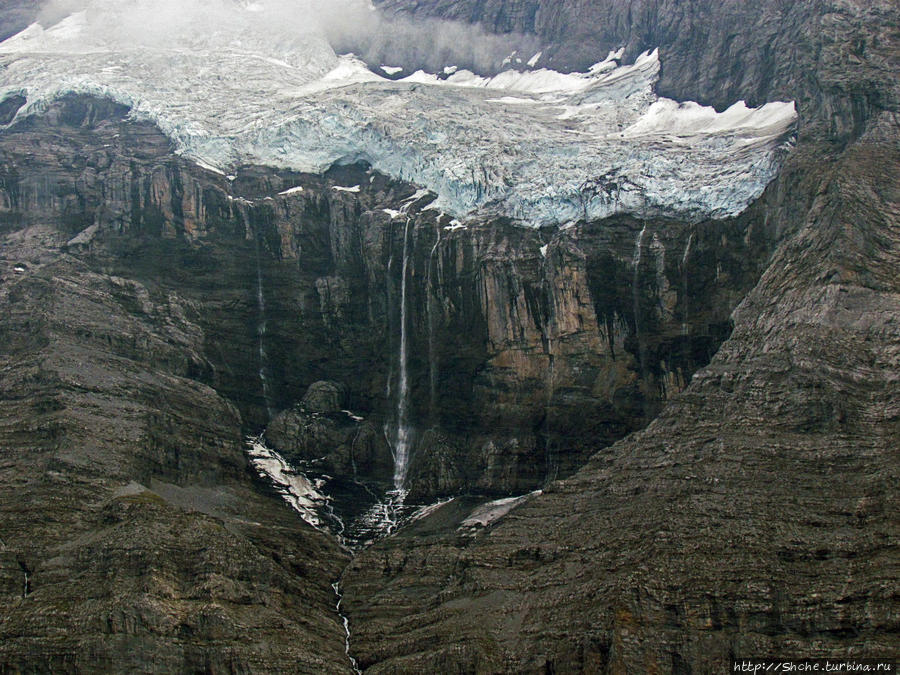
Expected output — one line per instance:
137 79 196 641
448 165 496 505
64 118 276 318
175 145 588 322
0 1 796 226
332 184 361 192
278 185 304 196
410 497 454 522
246 436 330 529
460 490 541 529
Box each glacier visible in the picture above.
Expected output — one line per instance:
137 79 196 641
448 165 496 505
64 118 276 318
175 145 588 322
0 0 797 226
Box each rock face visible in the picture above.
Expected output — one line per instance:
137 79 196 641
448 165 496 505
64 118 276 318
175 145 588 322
0 0 39 42
375 0 897 143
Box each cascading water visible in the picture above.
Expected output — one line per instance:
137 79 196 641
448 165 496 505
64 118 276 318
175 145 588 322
332 581 362 675
426 223 442 420
392 217 413 494
254 236 274 422
681 232 693 336
632 223 648 379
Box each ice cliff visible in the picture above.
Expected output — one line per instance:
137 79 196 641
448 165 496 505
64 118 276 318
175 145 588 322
0 0 797 225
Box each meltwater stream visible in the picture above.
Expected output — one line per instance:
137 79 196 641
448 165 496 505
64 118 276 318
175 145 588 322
681 232 694 336
332 581 362 675
254 238 274 422
392 217 413 492
632 223 648 380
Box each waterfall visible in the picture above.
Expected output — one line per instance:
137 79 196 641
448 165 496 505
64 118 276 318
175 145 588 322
254 236 274 422
392 217 413 492
427 222 442 420
632 222 648 379
332 581 362 675
681 232 693 336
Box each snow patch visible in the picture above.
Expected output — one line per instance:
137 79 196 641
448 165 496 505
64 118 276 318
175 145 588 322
410 497 454 523
460 491 541 529
332 184 360 192
278 185 304 196
66 223 100 247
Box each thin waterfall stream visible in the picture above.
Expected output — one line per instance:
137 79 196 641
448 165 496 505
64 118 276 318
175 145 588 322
392 216 413 495
632 222 648 380
681 232 693 336
254 236 274 422
427 222 442 420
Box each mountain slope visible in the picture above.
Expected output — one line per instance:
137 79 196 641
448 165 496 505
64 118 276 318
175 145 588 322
338 0 900 671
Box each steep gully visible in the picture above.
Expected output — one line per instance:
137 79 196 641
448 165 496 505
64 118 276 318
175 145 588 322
0 93 785 669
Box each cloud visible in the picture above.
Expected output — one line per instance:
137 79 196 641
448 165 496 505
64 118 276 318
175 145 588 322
35 0 540 75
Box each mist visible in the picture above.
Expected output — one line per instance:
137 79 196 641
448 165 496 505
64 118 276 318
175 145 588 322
35 0 541 76
319 4 542 75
